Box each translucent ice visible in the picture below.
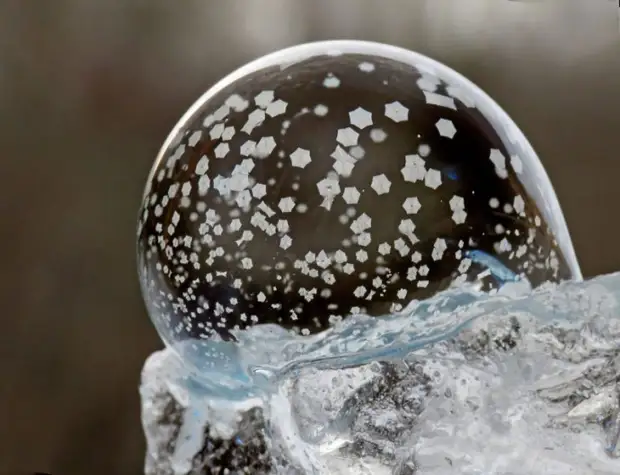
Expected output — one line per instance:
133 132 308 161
136 40 581 354
140 272 620 474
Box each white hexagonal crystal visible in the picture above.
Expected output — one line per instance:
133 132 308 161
336 127 359 147
290 148 312 168
266 99 287 117
278 197 295 213
349 107 373 129
402 197 421 214
384 101 409 122
255 136 276 158
342 186 361 204
435 118 457 138
449 195 465 211
254 90 274 108
424 168 442 189
371 174 392 195
214 143 230 159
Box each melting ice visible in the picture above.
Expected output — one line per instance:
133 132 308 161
141 272 620 475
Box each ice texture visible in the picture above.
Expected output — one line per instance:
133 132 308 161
140 272 620 474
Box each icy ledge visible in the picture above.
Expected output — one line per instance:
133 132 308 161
140 272 620 475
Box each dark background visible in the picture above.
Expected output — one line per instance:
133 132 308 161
1 1 619 474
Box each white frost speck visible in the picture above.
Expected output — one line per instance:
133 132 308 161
323 75 340 88
358 62 375 72
371 174 392 195
349 107 373 129
196 156 209 175
370 128 387 143
401 154 426 183
278 197 295 213
402 197 421 214
290 148 312 168
266 99 287 117
314 104 329 116
423 91 456 110
254 90 275 108
255 136 276 158
336 128 359 147
343 186 361 205
214 143 230 159
241 109 266 134
188 130 202 147
435 118 457 138
424 169 442 189
384 101 409 122
490 149 508 179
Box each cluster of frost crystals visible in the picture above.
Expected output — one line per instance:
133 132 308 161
141 272 620 475
137 40 581 350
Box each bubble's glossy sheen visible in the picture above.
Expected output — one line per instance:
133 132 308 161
137 40 581 345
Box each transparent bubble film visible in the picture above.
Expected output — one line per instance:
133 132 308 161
136 41 588 473
137 40 580 349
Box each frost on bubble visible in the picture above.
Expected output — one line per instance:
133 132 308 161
137 40 580 345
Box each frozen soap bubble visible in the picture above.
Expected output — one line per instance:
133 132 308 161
137 40 581 345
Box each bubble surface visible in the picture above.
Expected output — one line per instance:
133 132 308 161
137 40 581 345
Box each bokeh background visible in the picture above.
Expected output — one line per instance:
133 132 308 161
1 1 619 474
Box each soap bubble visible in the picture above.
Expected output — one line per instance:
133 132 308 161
137 40 581 345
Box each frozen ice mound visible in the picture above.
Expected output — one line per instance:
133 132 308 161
140 272 620 474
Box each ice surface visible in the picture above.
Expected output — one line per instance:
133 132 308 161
140 272 620 474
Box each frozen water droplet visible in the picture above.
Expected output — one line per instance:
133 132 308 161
137 40 581 349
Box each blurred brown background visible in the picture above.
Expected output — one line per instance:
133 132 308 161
0 1 619 474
